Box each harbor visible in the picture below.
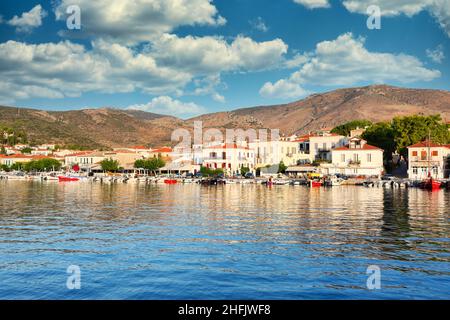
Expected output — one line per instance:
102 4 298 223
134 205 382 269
0 179 449 299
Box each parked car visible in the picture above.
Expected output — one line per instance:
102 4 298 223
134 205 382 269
382 174 396 181
244 172 255 179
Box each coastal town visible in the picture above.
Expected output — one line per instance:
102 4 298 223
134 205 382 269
1 116 450 189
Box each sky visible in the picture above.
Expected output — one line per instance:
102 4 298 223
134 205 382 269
0 0 449 118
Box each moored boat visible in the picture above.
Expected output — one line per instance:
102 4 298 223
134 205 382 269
310 180 322 187
58 176 80 182
420 177 442 191
164 179 177 184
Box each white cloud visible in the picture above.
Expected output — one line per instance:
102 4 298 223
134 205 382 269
260 33 440 99
0 40 191 104
54 0 226 45
341 0 450 37
126 96 205 117
429 0 450 37
250 17 269 32
0 33 289 104
293 1 450 38
342 0 430 17
7 5 47 32
426 45 445 63
260 79 310 99
283 53 309 68
151 34 288 74
293 0 331 9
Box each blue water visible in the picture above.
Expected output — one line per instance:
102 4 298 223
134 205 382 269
0 181 449 299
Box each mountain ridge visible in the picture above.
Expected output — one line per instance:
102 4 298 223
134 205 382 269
1 85 449 148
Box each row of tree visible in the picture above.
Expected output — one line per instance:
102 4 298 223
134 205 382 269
333 114 450 162
1 158 62 172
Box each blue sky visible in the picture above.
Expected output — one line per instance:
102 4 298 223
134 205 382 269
0 0 449 118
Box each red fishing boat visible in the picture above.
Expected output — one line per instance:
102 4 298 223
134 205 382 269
421 174 441 191
164 179 177 184
58 176 80 182
419 136 442 191
311 180 322 187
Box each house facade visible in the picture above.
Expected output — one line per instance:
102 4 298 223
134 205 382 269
294 131 348 162
323 137 384 177
202 143 255 175
407 141 450 180
249 139 306 167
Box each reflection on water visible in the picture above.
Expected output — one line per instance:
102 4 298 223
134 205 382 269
0 181 449 299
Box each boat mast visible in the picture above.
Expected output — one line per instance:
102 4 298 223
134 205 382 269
428 130 431 178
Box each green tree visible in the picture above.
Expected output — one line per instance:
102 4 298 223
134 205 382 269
200 166 224 177
21 147 33 154
331 120 373 136
100 158 120 172
240 166 250 176
0 146 6 155
10 162 25 171
391 114 450 159
277 161 287 174
362 122 396 163
23 158 62 172
134 157 166 174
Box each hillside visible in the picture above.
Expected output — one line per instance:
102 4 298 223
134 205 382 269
189 85 450 134
1 85 449 148
0 106 185 148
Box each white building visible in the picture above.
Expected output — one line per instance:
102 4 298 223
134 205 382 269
323 137 384 177
407 141 450 180
295 131 347 162
202 143 255 175
249 139 306 167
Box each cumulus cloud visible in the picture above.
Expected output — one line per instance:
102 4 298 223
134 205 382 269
341 0 450 37
0 33 289 104
54 0 226 44
151 34 288 74
260 79 310 99
292 1 450 38
260 33 440 99
0 40 191 104
7 4 47 32
126 96 205 117
426 45 445 63
293 0 331 9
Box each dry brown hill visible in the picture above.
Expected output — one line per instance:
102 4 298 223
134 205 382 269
1 85 449 148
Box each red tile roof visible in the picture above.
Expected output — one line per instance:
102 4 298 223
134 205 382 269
333 144 383 151
0 154 53 159
151 147 172 153
407 140 449 148
293 132 341 142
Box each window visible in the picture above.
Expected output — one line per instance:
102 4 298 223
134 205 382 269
367 153 372 162
222 152 226 160
412 167 418 174
341 154 345 162
412 151 418 156
432 151 438 157
353 154 359 162
421 151 427 160
323 143 326 150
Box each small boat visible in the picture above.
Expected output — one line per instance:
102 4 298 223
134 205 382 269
420 177 441 191
310 180 322 187
58 176 80 182
164 179 177 184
